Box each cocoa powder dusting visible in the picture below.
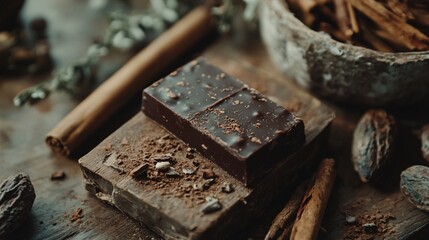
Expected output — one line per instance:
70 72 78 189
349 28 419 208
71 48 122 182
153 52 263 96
70 208 83 222
102 128 237 208
341 200 396 239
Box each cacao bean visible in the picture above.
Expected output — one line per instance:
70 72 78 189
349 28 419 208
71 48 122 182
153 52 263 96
400 165 429 212
0 173 36 239
421 125 429 162
352 110 397 183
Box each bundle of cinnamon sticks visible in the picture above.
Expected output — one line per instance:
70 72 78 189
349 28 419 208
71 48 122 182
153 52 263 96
287 0 429 52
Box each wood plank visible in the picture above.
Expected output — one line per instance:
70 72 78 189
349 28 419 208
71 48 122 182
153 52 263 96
1 0 429 239
78 52 335 239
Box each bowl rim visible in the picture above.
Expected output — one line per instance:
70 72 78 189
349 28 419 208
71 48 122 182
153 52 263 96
268 0 429 60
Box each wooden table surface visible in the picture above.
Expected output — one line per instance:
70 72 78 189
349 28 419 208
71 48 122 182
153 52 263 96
1 1 429 240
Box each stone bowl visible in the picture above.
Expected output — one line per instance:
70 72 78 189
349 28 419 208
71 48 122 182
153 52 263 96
259 0 429 107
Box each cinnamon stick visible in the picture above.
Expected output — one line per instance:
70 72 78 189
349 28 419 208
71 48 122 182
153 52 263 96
385 0 414 22
46 5 214 156
319 22 349 42
264 182 308 240
372 25 410 51
359 20 394 52
349 0 429 51
346 1 359 34
334 0 354 39
290 158 336 240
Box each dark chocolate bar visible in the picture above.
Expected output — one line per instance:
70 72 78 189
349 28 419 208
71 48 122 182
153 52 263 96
142 58 305 185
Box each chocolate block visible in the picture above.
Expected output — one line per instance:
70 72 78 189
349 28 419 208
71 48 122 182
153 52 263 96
79 56 335 239
142 59 305 185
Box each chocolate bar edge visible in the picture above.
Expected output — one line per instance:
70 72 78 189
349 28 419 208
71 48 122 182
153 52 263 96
141 59 305 186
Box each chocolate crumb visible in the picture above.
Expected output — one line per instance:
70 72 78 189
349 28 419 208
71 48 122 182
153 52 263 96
221 182 234 193
131 163 149 178
182 167 196 175
51 171 66 180
201 197 222 214
202 178 215 190
152 153 175 162
250 137 262 144
342 201 394 239
170 70 179 76
363 223 378 233
70 208 83 222
186 147 196 153
202 169 217 179
155 162 171 171
186 153 195 159
167 91 178 99
192 161 200 167
166 167 181 177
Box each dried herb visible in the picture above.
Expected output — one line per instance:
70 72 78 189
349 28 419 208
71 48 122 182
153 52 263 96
14 0 259 106
14 0 194 106
212 0 259 32
0 173 36 239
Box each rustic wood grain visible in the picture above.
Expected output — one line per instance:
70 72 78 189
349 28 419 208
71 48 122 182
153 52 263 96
1 0 429 239
79 52 334 239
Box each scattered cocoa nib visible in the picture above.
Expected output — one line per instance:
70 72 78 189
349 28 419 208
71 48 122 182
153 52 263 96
155 161 171 171
221 182 234 193
201 197 222 214
352 110 397 183
70 208 83 222
182 167 196 175
186 147 196 153
130 163 149 178
202 178 215 190
342 202 395 239
202 169 217 179
152 153 175 162
50 171 66 180
192 161 200 167
362 222 377 233
400 165 429 212
250 137 262 144
165 167 181 177
0 173 36 239
421 125 429 162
